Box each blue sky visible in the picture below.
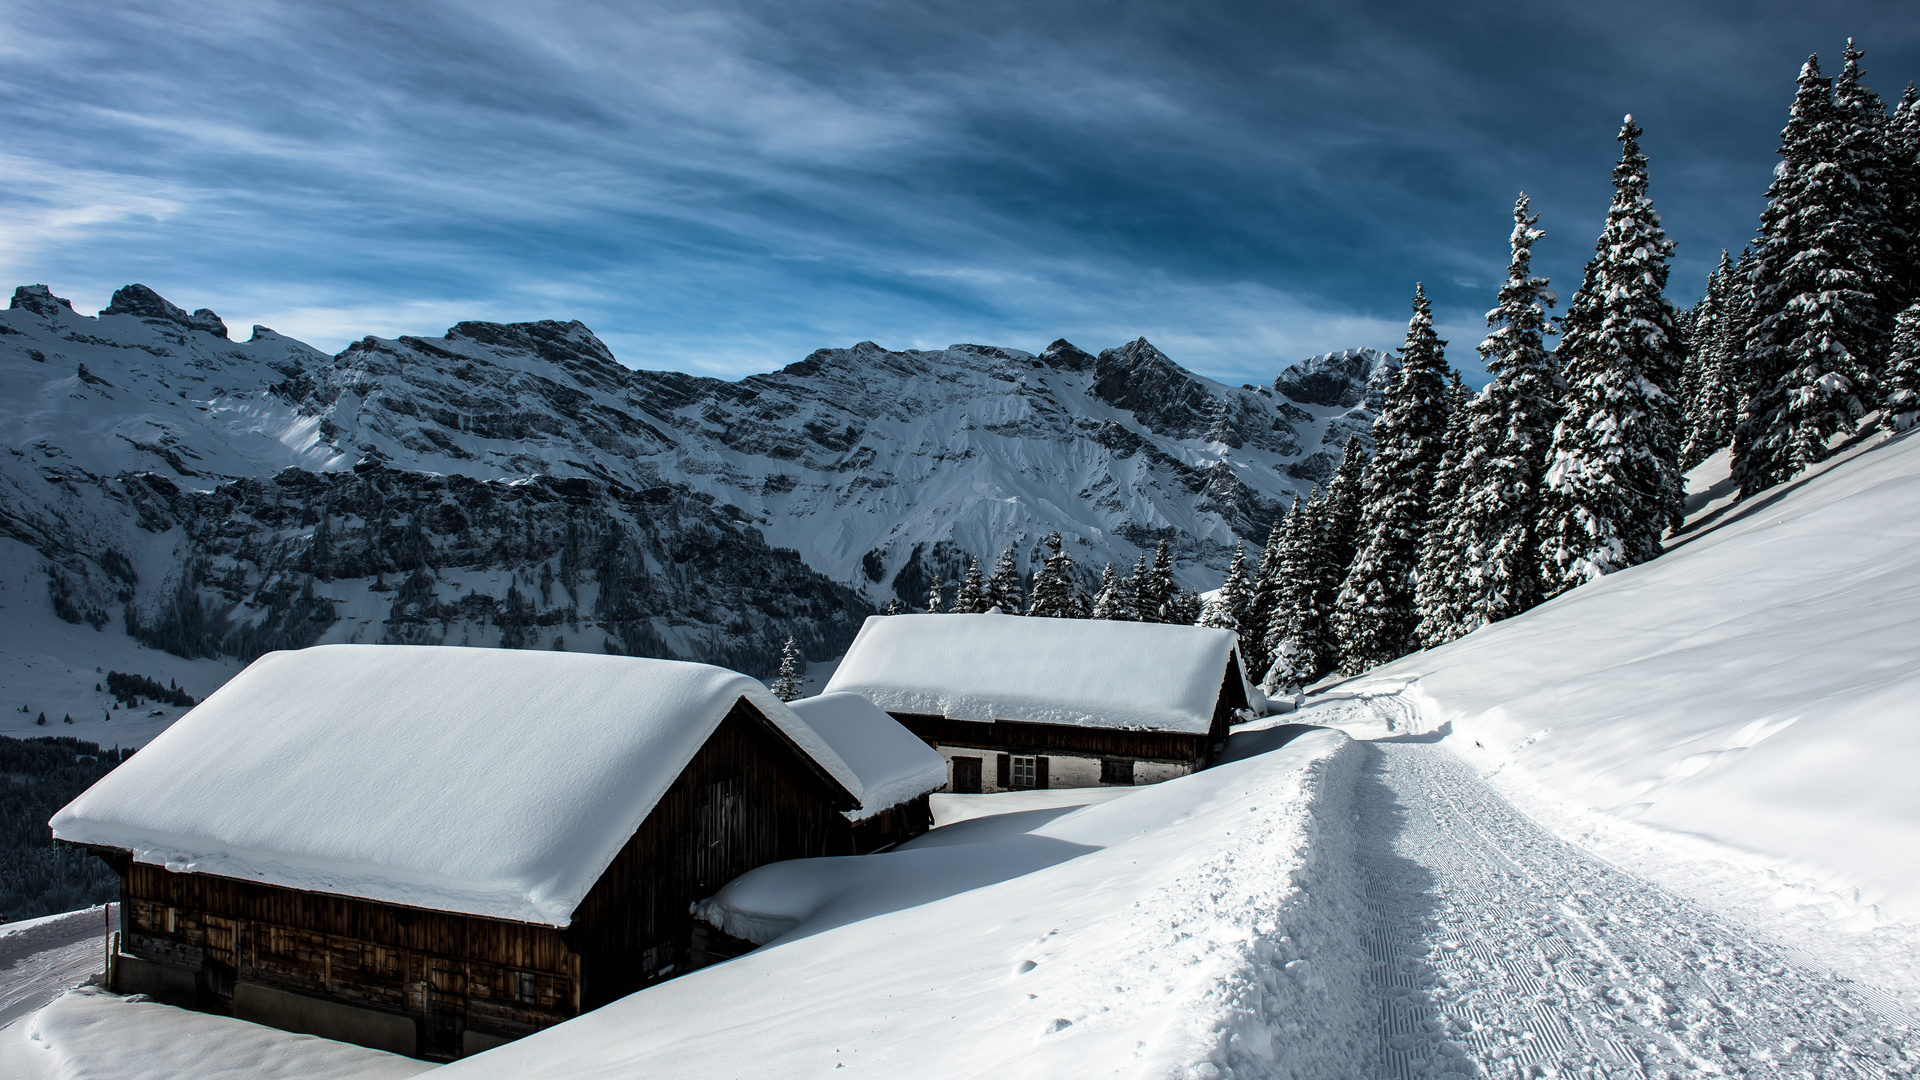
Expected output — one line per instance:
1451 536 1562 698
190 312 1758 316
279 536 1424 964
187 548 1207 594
2 1 1914 385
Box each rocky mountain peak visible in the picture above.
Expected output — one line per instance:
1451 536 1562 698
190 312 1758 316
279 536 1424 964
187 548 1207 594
1272 347 1396 409
100 284 229 339
10 284 74 319
1039 338 1096 372
1092 337 1216 440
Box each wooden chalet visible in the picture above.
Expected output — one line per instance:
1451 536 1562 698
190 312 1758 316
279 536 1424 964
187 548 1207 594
50 645 896 1061
821 614 1254 793
787 691 948 852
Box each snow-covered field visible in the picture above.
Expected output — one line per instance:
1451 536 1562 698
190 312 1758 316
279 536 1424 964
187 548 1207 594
438 725 1370 1080
1315 428 1920 1014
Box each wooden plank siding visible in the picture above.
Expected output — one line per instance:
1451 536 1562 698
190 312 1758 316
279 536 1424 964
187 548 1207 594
891 654 1249 771
103 695 866 1059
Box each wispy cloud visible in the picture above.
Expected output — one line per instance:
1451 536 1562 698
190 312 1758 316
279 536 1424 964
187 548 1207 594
0 0 1914 382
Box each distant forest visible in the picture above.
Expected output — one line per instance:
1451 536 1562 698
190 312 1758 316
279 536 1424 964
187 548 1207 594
0 736 133 922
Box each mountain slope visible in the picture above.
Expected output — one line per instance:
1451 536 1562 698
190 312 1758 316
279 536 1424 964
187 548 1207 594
0 282 1392 731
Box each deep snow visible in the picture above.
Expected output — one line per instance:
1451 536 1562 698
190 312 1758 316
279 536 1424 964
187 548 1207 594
50 645 862 926
824 613 1249 732
785 692 948 820
433 726 1371 1080
1314 427 1920 1012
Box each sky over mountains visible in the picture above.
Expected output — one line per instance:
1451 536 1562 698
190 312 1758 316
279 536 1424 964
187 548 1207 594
2 0 1915 383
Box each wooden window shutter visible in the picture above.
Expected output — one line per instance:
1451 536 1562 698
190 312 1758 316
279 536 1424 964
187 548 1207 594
996 753 1010 789
1035 756 1049 789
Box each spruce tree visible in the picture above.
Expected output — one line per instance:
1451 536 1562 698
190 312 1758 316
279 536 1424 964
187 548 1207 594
1884 301 1920 433
925 579 945 614
1735 50 1895 497
1414 375 1474 647
1199 542 1250 648
1026 532 1086 618
1450 194 1561 632
1334 284 1453 674
987 547 1024 614
771 637 804 701
953 557 987 613
1243 520 1286 672
1169 588 1205 626
1117 554 1149 621
883 598 904 615
1889 84 1920 305
1137 540 1177 623
1091 563 1125 619
1681 251 1739 466
1537 116 1685 601
1263 493 1334 687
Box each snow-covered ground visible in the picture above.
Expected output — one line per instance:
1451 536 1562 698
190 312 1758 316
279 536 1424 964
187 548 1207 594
1314 427 1920 1016
437 725 1370 1080
0 906 113 1034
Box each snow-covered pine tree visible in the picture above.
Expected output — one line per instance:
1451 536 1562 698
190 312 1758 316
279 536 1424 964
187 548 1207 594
1890 84 1920 305
925 579 945 614
1091 562 1125 619
771 636 804 701
953 556 987 613
1263 491 1335 686
1243 520 1286 673
1026 532 1087 617
1681 251 1738 466
1735 49 1897 497
1413 374 1474 647
883 598 903 615
1884 301 1920 433
1537 116 1685 601
1114 554 1147 621
1452 195 1561 632
1334 284 1453 674
1310 439 1367 672
1170 588 1205 626
1138 540 1177 623
1198 542 1249 647
987 547 1024 614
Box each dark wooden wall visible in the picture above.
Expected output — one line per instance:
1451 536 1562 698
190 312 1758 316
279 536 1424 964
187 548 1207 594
565 698 858 1009
119 862 579 1055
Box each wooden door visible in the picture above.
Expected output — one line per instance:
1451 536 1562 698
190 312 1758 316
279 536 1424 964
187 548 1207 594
951 756 982 794
423 959 466 1058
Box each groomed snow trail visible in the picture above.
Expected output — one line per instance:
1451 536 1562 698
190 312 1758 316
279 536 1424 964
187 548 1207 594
1355 738 1915 1080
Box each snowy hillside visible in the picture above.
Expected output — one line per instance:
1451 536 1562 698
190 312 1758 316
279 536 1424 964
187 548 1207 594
1318 426 1920 1001
0 282 1391 734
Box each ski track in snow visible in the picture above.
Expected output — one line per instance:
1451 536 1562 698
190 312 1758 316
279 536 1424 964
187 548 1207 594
0 907 109 1033
1354 734 1915 1079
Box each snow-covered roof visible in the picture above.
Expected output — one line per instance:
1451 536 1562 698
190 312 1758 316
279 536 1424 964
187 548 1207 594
821 614 1248 734
786 693 947 820
50 645 861 927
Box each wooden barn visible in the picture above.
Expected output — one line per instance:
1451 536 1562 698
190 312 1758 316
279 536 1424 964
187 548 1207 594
50 644 925 1061
821 614 1254 792
787 691 948 852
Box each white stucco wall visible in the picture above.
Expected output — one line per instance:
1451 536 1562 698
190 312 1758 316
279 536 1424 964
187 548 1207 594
929 745 1194 792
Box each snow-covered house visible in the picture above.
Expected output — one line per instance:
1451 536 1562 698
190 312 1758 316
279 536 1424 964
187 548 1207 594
50 645 869 1061
787 692 948 850
821 614 1254 792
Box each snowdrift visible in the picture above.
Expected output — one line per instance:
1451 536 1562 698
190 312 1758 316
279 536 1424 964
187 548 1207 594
435 726 1369 1080
1342 431 1920 922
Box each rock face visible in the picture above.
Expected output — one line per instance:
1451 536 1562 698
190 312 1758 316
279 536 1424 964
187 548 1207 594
0 284 1395 677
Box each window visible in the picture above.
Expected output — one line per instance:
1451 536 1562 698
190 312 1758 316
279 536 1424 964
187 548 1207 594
515 971 538 1004
1101 758 1135 785
1010 755 1037 789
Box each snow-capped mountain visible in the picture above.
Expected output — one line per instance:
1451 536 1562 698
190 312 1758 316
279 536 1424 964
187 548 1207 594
0 282 1393 681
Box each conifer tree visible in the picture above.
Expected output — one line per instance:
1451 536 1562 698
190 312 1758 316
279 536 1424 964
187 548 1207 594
953 556 987 613
925 579 945 614
1243 520 1286 672
1169 588 1205 626
987 547 1024 614
1334 284 1453 673
1091 562 1125 619
1883 301 1920 433
1450 194 1561 632
1537 117 1685 601
1114 554 1147 621
1889 84 1920 305
1199 542 1250 647
1026 532 1087 618
883 598 904 615
771 636 804 701
1134 540 1177 623
1681 251 1739 465
1735 49 1897 497
1263 493 1334 687
1414 373 1474 648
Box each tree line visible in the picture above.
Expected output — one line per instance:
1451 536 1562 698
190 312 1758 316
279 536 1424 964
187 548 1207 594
771 40 1915 700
